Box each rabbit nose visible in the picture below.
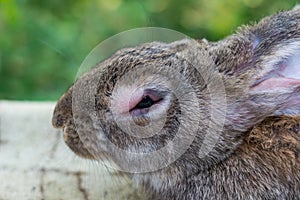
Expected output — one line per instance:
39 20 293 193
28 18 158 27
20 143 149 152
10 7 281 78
52 86 73 129
53 112 64 128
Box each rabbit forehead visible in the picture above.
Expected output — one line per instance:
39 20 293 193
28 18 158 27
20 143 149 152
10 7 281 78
96 39 210 89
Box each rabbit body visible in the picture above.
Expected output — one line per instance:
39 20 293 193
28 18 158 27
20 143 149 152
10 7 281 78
139 116 300 199
52 8 300 199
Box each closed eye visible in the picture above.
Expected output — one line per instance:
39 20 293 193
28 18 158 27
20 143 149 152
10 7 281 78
110 87 170 121
130 95 163 111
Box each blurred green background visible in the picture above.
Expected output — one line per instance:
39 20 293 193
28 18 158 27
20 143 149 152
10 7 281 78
0 0 299 100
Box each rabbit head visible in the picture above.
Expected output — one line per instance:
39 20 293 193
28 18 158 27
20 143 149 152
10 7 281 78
52 8 300 175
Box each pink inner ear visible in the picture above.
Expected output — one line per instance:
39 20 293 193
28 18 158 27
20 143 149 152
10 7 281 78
249 49 300 116
281 51 300 79
251 50 300 91
251 77 300 91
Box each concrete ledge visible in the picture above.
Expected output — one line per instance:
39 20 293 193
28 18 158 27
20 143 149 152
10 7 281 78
0 101 143 200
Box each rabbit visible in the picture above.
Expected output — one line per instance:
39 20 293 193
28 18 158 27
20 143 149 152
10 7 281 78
52 7 300 200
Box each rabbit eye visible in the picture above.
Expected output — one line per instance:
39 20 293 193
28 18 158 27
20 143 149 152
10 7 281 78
130 90 164 112
134 96 155 109
132 95 163 111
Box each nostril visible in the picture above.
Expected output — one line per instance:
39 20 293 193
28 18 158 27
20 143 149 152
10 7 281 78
53 113 64 128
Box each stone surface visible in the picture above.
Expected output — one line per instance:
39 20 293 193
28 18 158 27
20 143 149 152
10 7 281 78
0 101 144 200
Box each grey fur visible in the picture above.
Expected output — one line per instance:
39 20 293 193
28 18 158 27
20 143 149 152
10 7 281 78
52 8 300 199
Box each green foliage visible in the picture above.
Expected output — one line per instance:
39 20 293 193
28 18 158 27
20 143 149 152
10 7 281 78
0 0 298 100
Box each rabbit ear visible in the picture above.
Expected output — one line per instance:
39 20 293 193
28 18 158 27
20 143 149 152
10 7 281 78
249 41 300 116
250 45 300 92
247 9 300 116
218 10 300 131
221 39 300 132
234 9 300 117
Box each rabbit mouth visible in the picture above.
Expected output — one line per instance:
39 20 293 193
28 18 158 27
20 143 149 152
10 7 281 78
52 86 98 160
62 122 96 160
